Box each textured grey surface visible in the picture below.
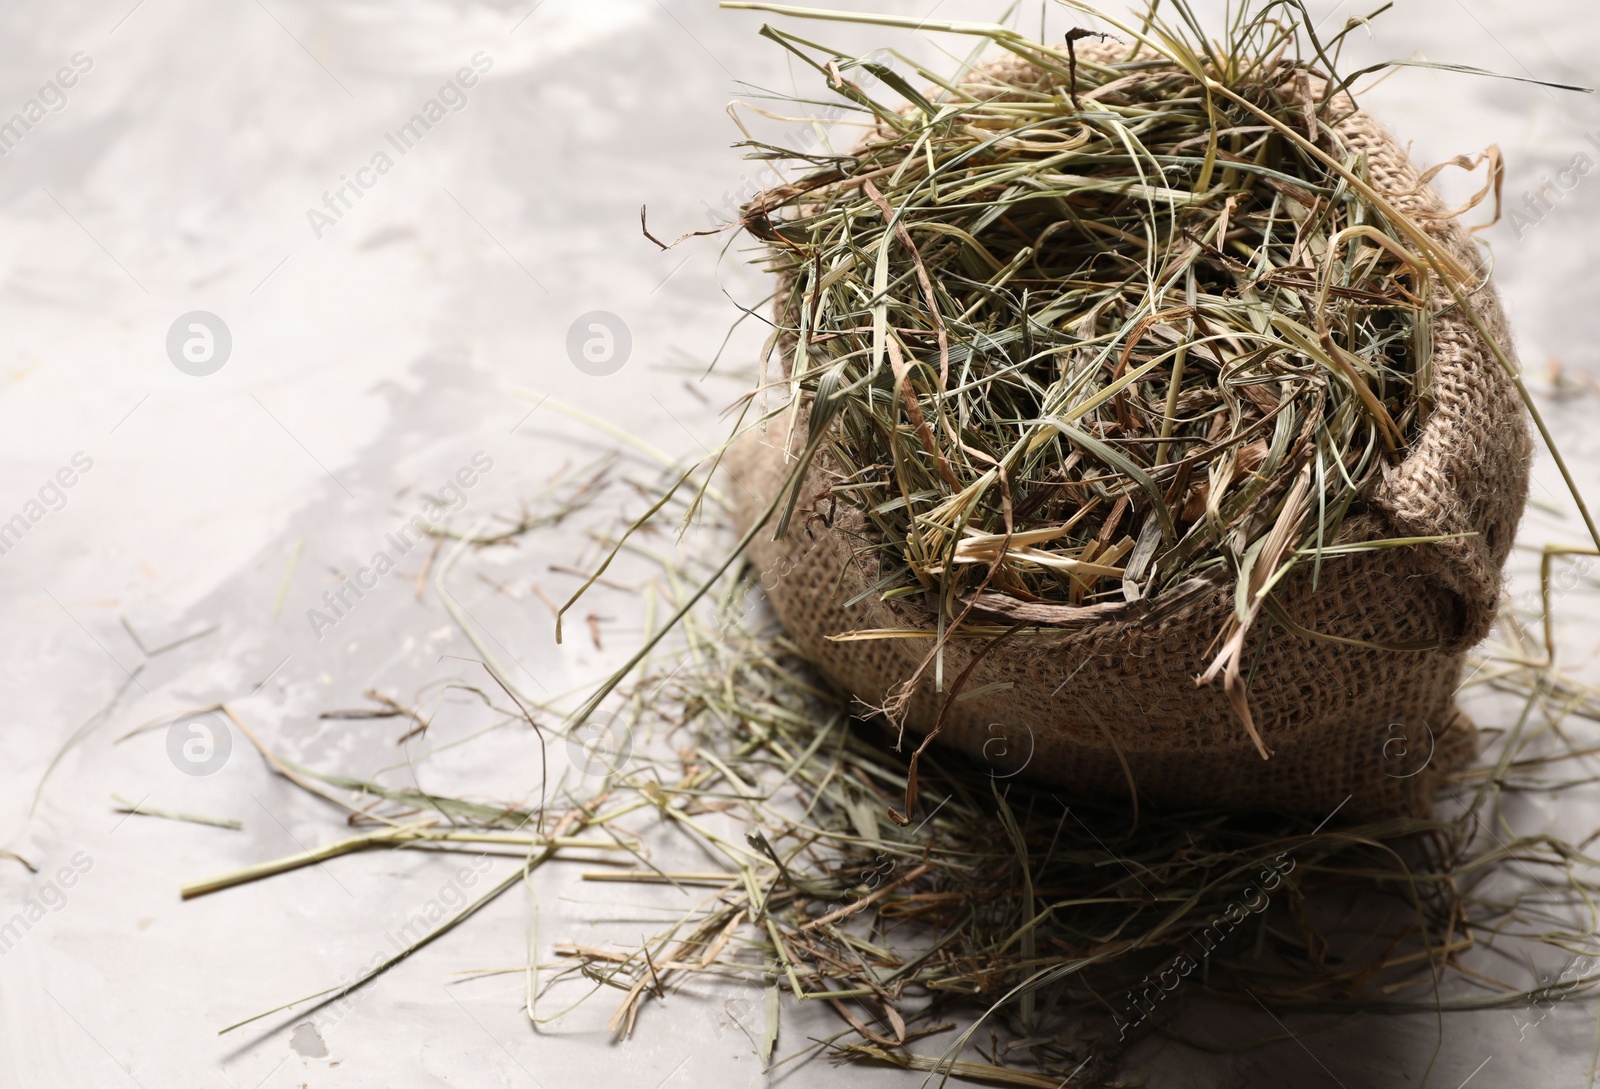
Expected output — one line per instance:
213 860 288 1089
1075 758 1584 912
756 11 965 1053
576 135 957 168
2 1 1599 1086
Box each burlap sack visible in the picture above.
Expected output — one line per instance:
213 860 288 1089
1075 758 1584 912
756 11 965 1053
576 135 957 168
730 52 1531 820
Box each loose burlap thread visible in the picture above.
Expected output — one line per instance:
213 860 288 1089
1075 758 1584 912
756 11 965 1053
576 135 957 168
730 52 1531 820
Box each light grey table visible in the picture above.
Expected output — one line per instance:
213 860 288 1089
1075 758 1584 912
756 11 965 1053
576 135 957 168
3 2 1598 1086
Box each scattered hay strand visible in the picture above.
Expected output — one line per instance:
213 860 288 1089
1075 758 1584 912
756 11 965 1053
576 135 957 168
173 453 1600 1084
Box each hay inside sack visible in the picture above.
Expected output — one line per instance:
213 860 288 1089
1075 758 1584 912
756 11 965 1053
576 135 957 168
619 1 1600 828
732 2 1519 762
